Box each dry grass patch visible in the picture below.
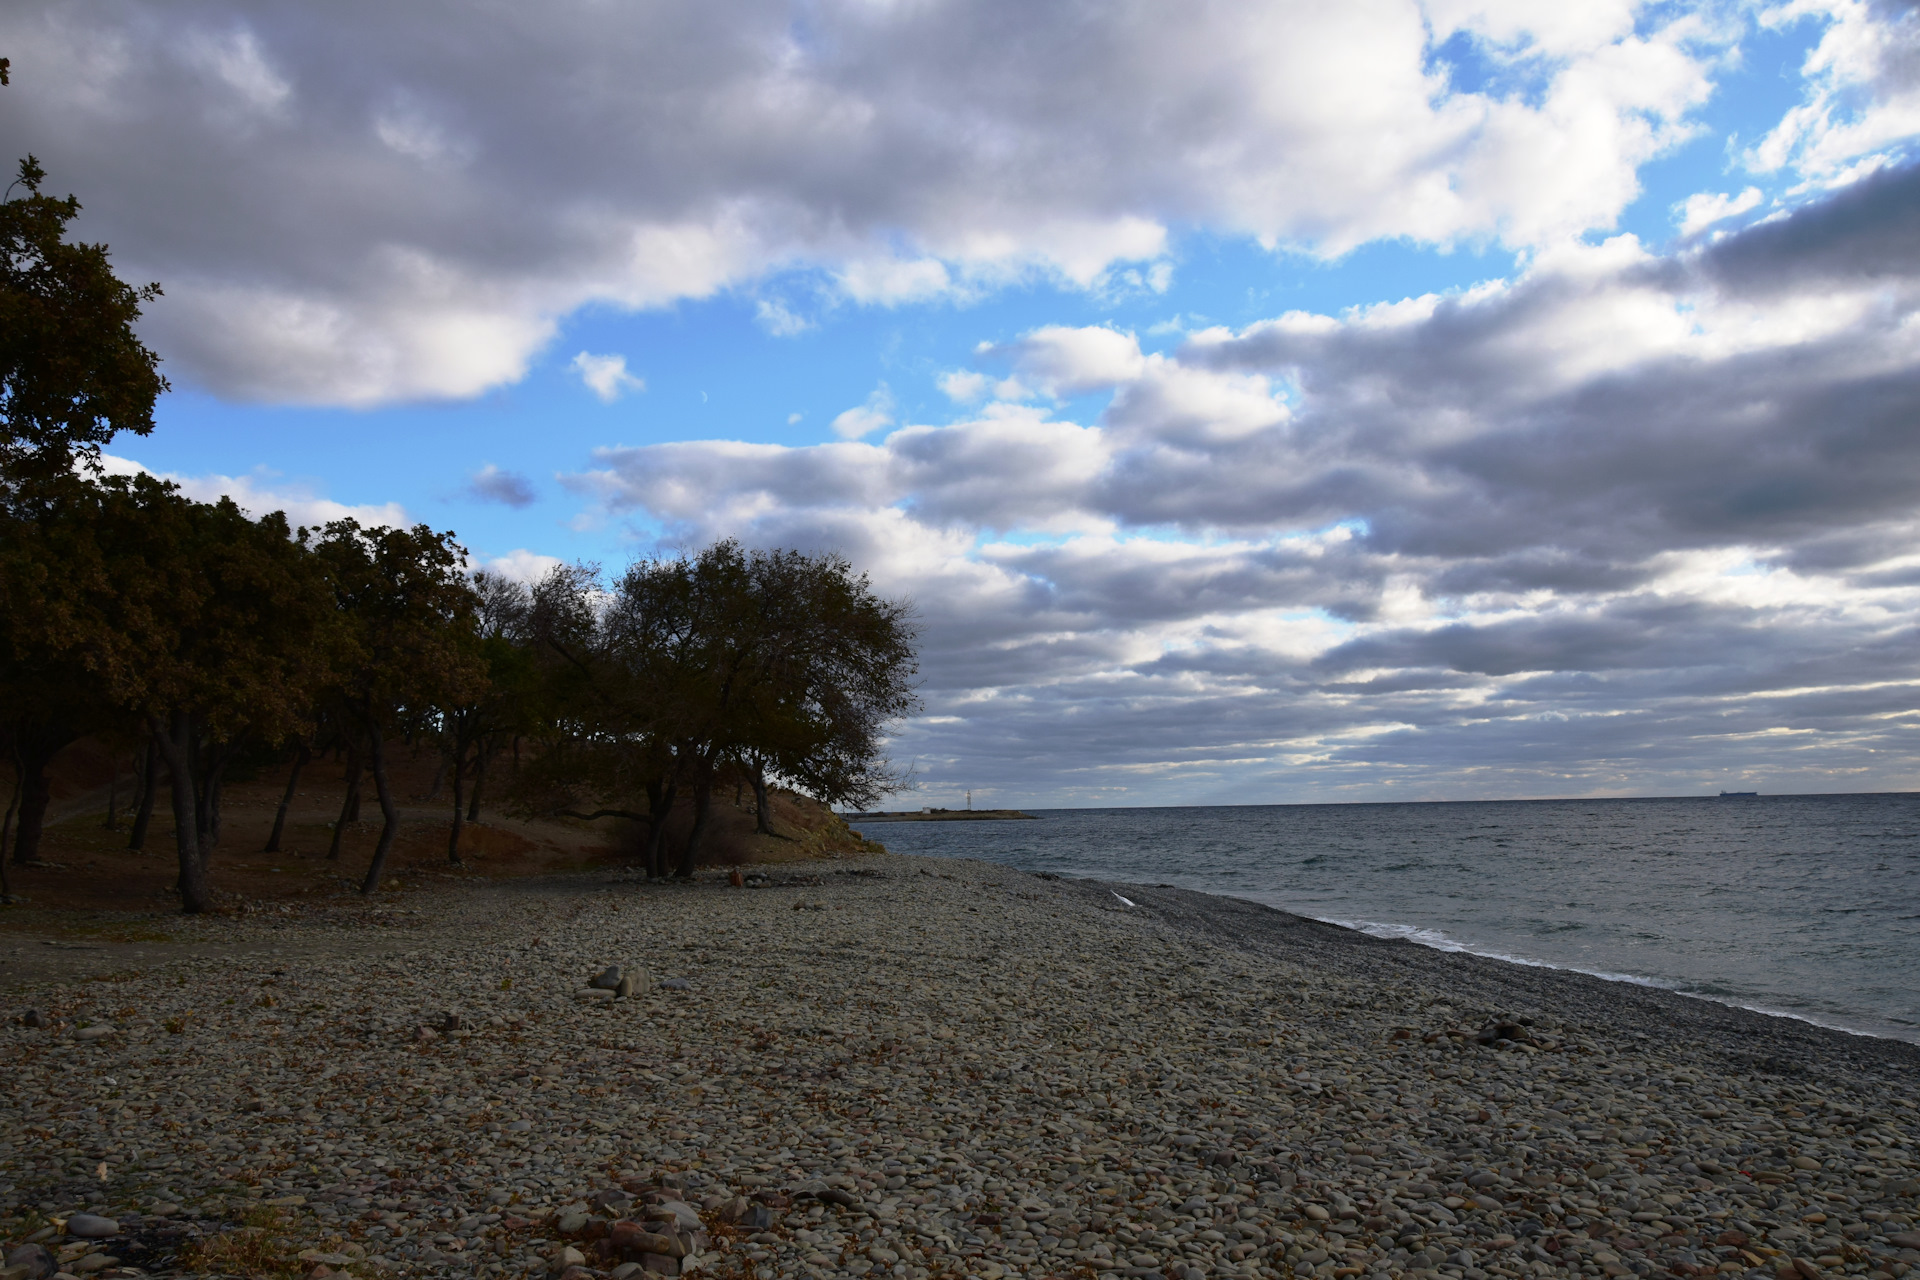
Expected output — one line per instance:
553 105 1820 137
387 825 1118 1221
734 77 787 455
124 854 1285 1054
173 1206 301 1279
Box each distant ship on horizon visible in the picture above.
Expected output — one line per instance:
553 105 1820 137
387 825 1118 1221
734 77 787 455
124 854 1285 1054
1719 790 1759 797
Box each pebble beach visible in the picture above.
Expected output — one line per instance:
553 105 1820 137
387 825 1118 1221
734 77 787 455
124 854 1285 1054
3 853 1918 1280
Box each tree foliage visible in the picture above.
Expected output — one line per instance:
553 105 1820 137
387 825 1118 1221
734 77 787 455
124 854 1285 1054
521 541 919 877
310 521 486 895
0 157 166 480
0 146 919 909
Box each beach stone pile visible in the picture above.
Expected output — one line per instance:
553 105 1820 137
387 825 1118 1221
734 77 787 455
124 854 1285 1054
0 855 1915 1280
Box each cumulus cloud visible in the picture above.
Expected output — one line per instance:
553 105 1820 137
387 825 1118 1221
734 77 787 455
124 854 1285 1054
564 166 1920 802
0 0 1724 405
481 548 564 584
830 385 896 440
1750 0 1920 181
569 352 644 403
1675 186 1765 234
100 454 410 529
467 464 537 508
981 325 1147 399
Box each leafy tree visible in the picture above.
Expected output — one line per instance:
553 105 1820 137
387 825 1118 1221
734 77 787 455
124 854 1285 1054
731 547 919 818
519 541 918 876
0 475 131 866
441 571 539 864
518 562 683 876
311 521 486 894
0 142 170 869
101 486 339 912
0 156 166 481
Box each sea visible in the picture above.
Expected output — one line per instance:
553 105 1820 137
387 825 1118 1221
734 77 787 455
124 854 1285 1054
860 793 1920 1045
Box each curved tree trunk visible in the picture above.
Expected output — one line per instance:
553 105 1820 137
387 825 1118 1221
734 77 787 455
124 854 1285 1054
466 746 487 823
643 778 676 879
264 738 309 853
677 769 714 879
10 738 60 866
327 742 363 861
359 728 401 895
128 740 159 851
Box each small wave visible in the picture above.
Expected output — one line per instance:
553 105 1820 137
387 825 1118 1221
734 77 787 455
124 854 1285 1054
1315 915 1917 1044
1321 917 1665 987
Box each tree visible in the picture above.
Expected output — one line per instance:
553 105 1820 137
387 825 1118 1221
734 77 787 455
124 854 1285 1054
0 475 129 866
518 541 918 876
440 571 539 865
101 485 339 912
0 156 166 481
0 144 170 867
732 547 919 816
311 521 486 894
517 562 685 877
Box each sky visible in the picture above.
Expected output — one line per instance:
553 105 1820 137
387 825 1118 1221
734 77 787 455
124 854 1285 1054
6 0 1920 807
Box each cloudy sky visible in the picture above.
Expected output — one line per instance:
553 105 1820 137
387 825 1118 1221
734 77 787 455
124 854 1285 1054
6 0 1920 806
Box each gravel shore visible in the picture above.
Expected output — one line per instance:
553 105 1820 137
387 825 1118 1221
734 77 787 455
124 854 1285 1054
2 854 1917 1280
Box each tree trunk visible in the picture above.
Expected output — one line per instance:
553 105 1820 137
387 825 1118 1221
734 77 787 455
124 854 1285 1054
359 729 401 895
424 753 448 802
202 750 228 850
103 755 121 830
466 746 487 823
750 761 776 836
0 755 19 904
128 740 158 851
678 769 714 878
150 712 211 914
328 743 363 861
264 739 309 853
643 779 675 880
447 736 468 867
10 739 59 865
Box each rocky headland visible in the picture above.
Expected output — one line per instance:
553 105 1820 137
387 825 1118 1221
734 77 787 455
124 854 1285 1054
1 855 1916 1280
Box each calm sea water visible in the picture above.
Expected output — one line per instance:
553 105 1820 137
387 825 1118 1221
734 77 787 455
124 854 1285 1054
860 794 1920 1043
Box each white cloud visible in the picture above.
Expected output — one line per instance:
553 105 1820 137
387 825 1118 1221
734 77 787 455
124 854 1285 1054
481 548 564 585
1675 186 1765 235
835 257 954 305
554 172 1920 800
570 351 645 403
1750 0 1920 181
0 0 1730 405
754 298 813 337
830 384 896 440
985 325 1148 398
938 370 992 404
100 454 409 529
